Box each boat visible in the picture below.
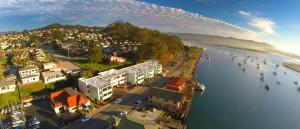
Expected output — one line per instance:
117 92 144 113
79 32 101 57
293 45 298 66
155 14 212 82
263 60 267 65
257 66 260 69
260 77 264 81
265 85 270 90
260 73 264 76
297 87 300 92
295 81 298 85
242 68 246 72
206 56 211 61
238 63 242 67
276 64 280 68
272 71 277 76
196 83 205 92
276 81 281 85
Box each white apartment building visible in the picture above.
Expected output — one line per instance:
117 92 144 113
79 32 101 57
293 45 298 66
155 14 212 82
18 65 40 84
0 78 16 94
78 77 112 102
41 71 66 84
78 60 162 101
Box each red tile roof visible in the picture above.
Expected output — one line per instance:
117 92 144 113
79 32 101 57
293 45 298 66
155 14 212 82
165 86 181 91
167 77 185 87
50 87 90 109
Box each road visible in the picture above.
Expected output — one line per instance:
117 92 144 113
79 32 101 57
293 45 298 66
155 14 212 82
64 87 148 129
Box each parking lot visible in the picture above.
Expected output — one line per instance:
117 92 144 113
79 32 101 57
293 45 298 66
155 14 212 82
23 99 61 129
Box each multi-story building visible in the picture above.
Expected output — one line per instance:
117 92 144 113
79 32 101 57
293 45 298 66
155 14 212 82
78 77 113 102
41 71 66 84
78 60 162 101
0 77 16 94
18 65 40 84
148 87 185 113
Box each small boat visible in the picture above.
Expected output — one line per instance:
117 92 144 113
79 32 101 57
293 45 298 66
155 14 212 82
260 77 264 81
276 64 280 68
295 81 298 85
260 73 264 76
276 81 281 85
284 72 287 75
272 71 277 76
238 63 242 67
265 85 270 90
297 87 300 92
206 56 211 61
263 60 267 65
196 83 206 92
257 66 260 69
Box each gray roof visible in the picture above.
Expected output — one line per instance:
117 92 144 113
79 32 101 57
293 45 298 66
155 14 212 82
148 87 184 102
115 116 159 129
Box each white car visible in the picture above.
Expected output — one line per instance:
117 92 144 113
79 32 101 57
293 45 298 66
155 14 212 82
23 102 32 107
114 98 122 104
81 115 91 123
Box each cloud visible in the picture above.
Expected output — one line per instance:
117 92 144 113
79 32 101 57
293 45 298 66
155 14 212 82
239 10 276 35
0 0 262 41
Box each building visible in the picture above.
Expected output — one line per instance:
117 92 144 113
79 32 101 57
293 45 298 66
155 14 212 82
109 52 126 63
78 60 162 101
33 49 46 62
41 71 66 84
57 61 82 75
50 87 90 113
148 87 185 112
113 115 160 129
165 77 185 91
0 42 9 49
43 62 58 70
78 77 113 102
18 65 40 84
0 77 16 94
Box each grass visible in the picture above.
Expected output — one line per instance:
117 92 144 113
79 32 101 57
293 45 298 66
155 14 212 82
19 81 46 99
71 59 136 72
0 89 20 109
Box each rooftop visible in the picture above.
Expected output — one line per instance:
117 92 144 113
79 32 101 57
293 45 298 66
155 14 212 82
0 78 15 87
41 71 63 78
19 65 39 71
50 87 89 108
148 87 184 102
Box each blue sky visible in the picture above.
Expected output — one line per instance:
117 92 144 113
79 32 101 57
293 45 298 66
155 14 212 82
0 0 299 54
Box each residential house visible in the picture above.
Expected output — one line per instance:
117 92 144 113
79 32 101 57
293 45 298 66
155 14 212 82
57 61 82 75
0 42 9 49
41 71 65 84
33 49 46 62
0 77 16 94
148 87 185 113
50 87 90 113
18 65 40 84
109 52 126 63
43 62 58 70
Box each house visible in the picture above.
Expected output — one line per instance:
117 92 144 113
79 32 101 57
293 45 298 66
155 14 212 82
0 77 16 94
0 42 9 49
78 77 113 102
50 87 90 113
113 116 160 129
43 62 58 70
33 49 46 62
41 71 65 84
165 77 185 91
148 87 185 113
109 52 126 63
78 60 162 101
18 65 40 84
57 61 82 75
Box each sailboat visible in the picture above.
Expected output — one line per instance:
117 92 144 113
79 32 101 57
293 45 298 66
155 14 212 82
206 48 211 61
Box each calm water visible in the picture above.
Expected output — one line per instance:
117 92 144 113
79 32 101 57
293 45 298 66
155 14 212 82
187 45 300 129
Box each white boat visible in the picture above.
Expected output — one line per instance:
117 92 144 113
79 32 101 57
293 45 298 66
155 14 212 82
197 83 206 92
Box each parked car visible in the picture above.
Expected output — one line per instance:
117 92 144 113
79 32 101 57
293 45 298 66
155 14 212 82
81 115 91 123
114 98 122 104
133 100 142 107
23 102 32 107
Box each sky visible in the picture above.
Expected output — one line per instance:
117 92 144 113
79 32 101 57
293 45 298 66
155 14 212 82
0 0 299 55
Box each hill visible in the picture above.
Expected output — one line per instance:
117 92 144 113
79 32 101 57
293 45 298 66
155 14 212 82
169 33 276 52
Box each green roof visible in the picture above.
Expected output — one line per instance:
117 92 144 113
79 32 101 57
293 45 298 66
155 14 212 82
148 87 184 102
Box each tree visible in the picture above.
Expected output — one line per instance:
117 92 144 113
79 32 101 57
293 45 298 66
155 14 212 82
88 46 103 63
81 70 93 78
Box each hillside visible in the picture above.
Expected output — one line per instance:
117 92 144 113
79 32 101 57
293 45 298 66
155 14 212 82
169 33 276 52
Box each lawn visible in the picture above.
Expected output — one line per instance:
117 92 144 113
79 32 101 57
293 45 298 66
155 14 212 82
19 81 47 99
72 59 136 72
0 89 20 109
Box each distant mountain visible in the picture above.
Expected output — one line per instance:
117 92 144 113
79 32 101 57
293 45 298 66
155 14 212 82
169 33 276 52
